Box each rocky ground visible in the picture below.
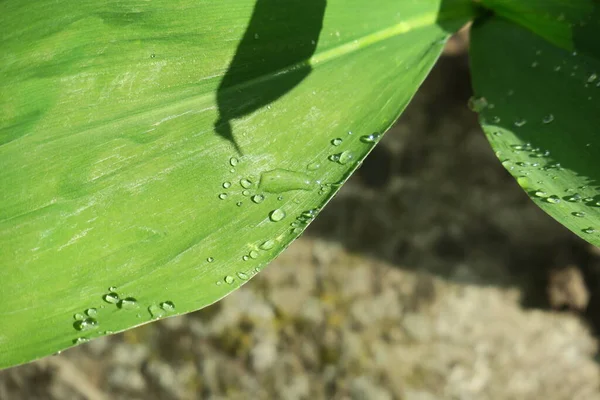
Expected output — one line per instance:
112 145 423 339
2 34 600 400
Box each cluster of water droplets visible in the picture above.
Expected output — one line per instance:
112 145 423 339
148 301 176 319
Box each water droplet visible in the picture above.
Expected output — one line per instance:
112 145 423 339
360 133 380 143
331 138 343 146
160 301 175 312
73 318 98 332
337 150 353 165
74 313 85 320
237 271 249 280
546 195 561 204
223 182 231 189
85 308 97 317
277 196 284 201
236 201 243 207
566 194 582 202
291 227 302 235
534 190 547 198
207 257 214 263
230 157 239 167
242 255 249 261
249 250 259 259
254 33 259 40
307 162 321 171
259 169 314 193
224 275 235 285
300 209 319 222
583 227 596 234
572 211 586 217
240 178 253 189
73 337 89 345
218 193 228 200
531 61 539 68
269 209 286 222
118 297 138 309
251 194 264 204
260 240 275 250
103 293 119 304
242 190 250 196
467 96 488 112
491 116 501 123
542 114 554 124
588 73 598 83
148 304 165 319
514 119 527 127
108 286 117 292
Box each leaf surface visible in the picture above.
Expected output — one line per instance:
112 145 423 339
0 0 472 368
470 13 600 248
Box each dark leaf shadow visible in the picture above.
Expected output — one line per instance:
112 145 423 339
215 0 327 154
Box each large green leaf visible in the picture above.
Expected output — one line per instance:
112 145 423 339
470 10 600 247
0 0 473 368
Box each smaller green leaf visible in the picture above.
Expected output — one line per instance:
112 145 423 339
479 0 599 57
470 15 600 246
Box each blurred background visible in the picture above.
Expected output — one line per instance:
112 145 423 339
2 31 600 400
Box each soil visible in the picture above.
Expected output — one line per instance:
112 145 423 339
2 36 600 400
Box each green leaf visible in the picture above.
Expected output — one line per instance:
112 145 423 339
0 0 472 368
479 0 598 55
470 15 600 247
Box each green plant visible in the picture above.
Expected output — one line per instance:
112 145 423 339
0 0 598 369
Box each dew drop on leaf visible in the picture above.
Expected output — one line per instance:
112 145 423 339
230 157 239 167
583 227 596 234
249 250 259 259
73 337 89 345
148 304 165 319
337 150 354 165
269 209 286 222
545 195 561 204
222 182 231 189
331 138 343 146
207 257 214 263
240 178 253 189
218 193 227 200
118 297 138 309
103 293 119 304
85 308 97 317
573 211 586 217
514 119 527 127
237 271 249 280
160 301 175 312
224 275 235 285
542 114 555 124
307 161 321 171
360 133 380 143
251 194 264 204
259 169 313 193
260 240 275 250
73 318 98 332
